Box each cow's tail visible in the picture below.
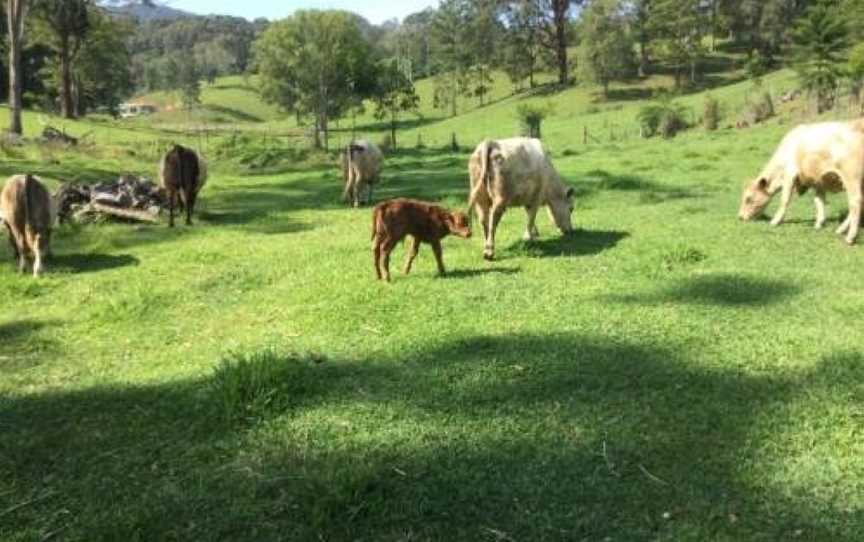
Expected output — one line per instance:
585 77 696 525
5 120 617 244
467 140 494 217
23 174 36 233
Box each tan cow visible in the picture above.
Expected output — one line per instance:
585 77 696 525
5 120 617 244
342 140 383 208
468 137 575 260
1 175 54 277
739 120 864 245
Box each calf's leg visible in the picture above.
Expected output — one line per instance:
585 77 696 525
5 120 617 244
431 239 446 275
403 236 420 275
372 237 383 280
380 238 398 282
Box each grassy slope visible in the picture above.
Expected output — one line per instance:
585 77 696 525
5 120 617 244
2 68 864 541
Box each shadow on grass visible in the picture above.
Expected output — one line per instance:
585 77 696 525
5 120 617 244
606 273 801 307
0 335 860 540
0 319 61 371
504 229 630 259
50 253 140 274
578 170 701 204
442 266 522 279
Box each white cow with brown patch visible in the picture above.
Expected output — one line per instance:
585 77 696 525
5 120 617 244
739 119 864 245
468 138 575 260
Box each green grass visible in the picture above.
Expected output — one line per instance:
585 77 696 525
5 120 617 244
2 62 864 540
2 123 864 540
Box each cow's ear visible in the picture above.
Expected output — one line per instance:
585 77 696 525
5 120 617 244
756 177 769 190
566 187 575 199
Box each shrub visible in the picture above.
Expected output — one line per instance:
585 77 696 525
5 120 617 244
638 97 690 139
378 134 393 153
703 95 721 131
516 103 551 139
743 90 775 125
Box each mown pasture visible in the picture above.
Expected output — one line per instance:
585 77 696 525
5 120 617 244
1 99 863 540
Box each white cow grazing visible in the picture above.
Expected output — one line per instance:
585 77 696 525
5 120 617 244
468 137 575 260
342 140 383 208
738 119 864 245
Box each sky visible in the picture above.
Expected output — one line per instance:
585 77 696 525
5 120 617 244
166 0 439 24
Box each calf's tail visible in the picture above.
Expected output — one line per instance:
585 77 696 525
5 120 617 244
23 174 36 232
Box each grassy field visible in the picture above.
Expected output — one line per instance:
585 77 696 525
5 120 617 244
2 65 864 541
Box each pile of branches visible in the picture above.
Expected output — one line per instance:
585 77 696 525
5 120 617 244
55 175 167 224
41 126 78 146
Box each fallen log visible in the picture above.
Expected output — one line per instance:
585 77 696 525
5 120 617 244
90 203 160 223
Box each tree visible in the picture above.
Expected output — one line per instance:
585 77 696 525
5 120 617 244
44 6 133 116
178 58 201 111
431 0 473 116
539 0 583 86
34 0 91 119
254 10 375 150
578 0 635 98
372 58 420 148
793 1 847 113
466 0 501 106
501 0 545 90
650 0 704 89
7 0 29 134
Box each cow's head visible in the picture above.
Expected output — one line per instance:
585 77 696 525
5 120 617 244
547 186 576 234
446 211 472 239
739 177 772 221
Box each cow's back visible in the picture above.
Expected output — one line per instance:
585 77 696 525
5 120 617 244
161 146 201 191
1 175 52 237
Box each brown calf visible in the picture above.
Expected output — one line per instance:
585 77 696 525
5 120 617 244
371 198 471 281
160 144 208 227
1 175 54 277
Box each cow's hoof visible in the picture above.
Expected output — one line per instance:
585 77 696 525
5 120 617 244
845 237 857 246
483 252 495 262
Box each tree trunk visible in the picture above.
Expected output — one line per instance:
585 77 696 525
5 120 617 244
60 45 75 119
390 114 397 149
7 0 26 136
638 41 648 78
321 112 329 152
550 0 570 86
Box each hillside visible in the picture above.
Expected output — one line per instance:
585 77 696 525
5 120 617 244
100 0 195 21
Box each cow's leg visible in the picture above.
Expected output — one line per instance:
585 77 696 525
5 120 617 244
485 201 506 261
770 182 795 226
31 234 43 278
837 213 853 235
5 228 19 263
373 237 383 280
381 238 397 282
404 236 420 275
168 190 177 228
523 204 541 241
814 188 827 229
186 189 198 226
431 239 446 276
12 232 26 274
843 181 863 245
474 202 490 246
367 181 375 206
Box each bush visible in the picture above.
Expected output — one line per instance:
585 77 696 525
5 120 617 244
743 90 775 125
638 97 690 139
516 103 551 139
703 95 721 131
378 134 393 153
